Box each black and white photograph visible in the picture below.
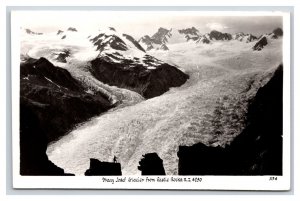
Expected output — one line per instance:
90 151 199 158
11 10 290 190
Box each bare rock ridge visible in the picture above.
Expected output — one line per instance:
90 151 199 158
122 33 146 52
20 57 113 175
90 57 189 99
67 27 78 32
84 159 122 176
177 64 283 175
253 36 268 51
25 28 43 35
138 153 166 175
208 30 232 41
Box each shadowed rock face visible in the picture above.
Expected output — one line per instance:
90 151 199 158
20 99 73 175
55 50 70 63
178 27 199 36
138 153 166 175
85 159 122 176
122 33 146 52
90 58 189 99
20 57 112 175
178 64 283 175
209 30 232 41
151 27 171 44
253 36 268 51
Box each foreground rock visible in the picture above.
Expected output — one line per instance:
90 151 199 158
138 153 166 175
85 158 122 176
90 57 189 99
178 64 283 175
20 57 113 175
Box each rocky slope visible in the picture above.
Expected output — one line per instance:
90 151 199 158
90 55 189 99
20 57 113 175
177 64 283 175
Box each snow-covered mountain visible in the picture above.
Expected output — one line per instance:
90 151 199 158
21 26 189 99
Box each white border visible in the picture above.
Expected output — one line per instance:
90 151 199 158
11 10 290 191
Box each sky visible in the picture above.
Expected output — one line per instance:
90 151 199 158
15 11 283 38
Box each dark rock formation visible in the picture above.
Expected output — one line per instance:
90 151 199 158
85 158 122 176
90 57 189 99
138 27 171 50
109 27 116 31
138 35 154 51
178 27 199 36
273 28 283 37
61 35 66 39
20 57 112 175
55 49 70 63
20 98 73 175
208 30 232 41
151 27 171 44
253 36 268 51
138 153 166 175
67 27 78 32
178 144 229 175
57 30 64 35
25 28 43 35
178 64 283 175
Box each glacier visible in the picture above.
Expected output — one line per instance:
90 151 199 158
46 38 282 175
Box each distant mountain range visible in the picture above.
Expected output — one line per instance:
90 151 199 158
138 27 283 51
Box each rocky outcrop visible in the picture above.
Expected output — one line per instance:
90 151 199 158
178 64 283 175
67 27 77 32
151 27 171 44
138 27 171 51
122 34 146 52
90 57 189 99
208 30 232 41
20 98 75 176
20 57 113 175
25 28 43 35
138 153 166 175
91 33 128 52
85 158 122 176
272 28 283 37
57 30 64 35
253 36 268 51
55 49 70 63
178 27 199 36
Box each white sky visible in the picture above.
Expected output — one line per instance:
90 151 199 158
16 11 283 38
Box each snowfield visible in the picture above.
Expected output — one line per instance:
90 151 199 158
45 36 282 175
